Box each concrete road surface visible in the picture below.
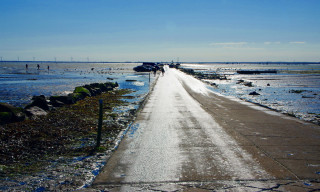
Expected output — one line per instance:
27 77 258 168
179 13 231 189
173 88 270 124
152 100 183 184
91 67 320 191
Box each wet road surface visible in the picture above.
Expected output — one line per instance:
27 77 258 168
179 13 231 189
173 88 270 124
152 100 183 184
91 68 320 191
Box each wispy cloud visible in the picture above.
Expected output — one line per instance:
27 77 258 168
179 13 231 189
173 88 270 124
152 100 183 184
289 41 306 44
210 42 248 46
264 42 281 45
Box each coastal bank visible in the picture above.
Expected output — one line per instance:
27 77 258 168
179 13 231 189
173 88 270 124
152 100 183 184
0 74 159 191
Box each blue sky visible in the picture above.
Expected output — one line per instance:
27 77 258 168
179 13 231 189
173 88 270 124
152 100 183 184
0 0 319 62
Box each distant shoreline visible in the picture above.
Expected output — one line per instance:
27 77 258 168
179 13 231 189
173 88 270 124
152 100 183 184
1 61 320 65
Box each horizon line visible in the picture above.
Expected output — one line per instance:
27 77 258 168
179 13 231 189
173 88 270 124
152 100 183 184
1 60 320 64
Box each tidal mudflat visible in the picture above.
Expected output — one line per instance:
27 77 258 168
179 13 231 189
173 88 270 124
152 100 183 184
181 63 320 124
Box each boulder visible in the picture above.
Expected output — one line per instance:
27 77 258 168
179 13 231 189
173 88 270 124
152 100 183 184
0 102 16 113
249 91 260 96
83 85 96 96
244 82 253 87
91 88 102 96
69 92 85 102
50 100 65 107
0 102 25 124
50 95 75 106
236 79 245 84
25 95 49 111
74 86 91 97
89 82 116 93
0 112 13 124
98 83 109 92
25 106 48 117
105 81 118 88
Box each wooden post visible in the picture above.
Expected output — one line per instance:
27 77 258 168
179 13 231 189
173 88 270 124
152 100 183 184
149 72 151 89
96 99 103 149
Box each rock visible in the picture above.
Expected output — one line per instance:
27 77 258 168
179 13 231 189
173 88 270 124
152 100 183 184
93 83 111 92
84 87 102 96
25 95 49 111
74 86 91 97
244 82 253 87
83 85 96 96
0 112 13 124
0 102 16 113
25 106 48 117
50 95 75 106
267 83 270 86
0 102 25 124
210 83 218 87
302 96 315 98
105 81 118 88
69 93 85 102
51 100 65 107
99 83 110 92
249 91 260 96
236 79 244 84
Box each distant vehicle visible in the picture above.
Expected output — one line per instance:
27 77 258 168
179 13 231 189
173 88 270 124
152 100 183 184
133 65 153 72
133 62 160 72
168 60 180 68
142 62 160 70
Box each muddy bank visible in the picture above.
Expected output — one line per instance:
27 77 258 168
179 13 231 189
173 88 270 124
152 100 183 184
0 88 143 191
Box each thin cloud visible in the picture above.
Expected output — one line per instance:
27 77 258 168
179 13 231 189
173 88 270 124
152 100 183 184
264 42 281 45
210 42 248 46
289 41 306 44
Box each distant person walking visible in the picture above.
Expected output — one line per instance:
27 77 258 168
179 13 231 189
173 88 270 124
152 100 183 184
25 64 28 70
153 67 157 77
47 65 50 71
161 67 165 76
37 64 40 70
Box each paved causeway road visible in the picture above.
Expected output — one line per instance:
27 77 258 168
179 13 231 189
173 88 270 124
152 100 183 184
91 67 320 191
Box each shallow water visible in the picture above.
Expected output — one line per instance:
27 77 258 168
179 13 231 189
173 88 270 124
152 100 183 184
182 63 320 124
0 62 155 107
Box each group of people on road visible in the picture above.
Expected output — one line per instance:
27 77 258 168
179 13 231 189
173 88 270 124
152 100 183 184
153 66 166 77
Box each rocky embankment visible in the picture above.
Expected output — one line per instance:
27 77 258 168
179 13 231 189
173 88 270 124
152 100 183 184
0 81 143 191
0 82 118 124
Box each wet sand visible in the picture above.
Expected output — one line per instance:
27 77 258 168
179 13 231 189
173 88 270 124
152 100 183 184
91 67 320 191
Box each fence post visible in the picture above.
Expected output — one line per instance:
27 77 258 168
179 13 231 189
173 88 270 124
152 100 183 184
96 99 103 149
149 72 151 89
